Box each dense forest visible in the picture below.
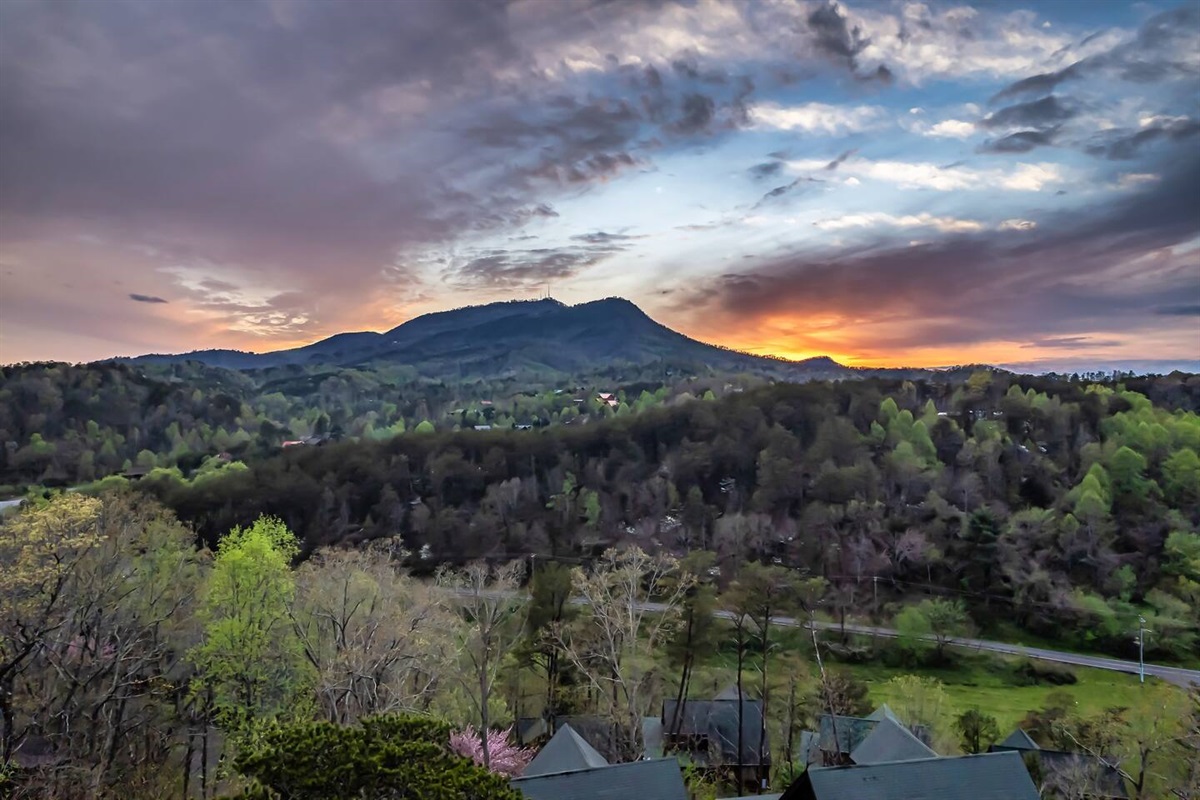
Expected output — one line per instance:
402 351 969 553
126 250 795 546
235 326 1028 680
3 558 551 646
0 359 764 490
3 494 1197 800
81 369 1197 663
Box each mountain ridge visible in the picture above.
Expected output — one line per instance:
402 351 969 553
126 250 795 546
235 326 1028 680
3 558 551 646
114 297 863 379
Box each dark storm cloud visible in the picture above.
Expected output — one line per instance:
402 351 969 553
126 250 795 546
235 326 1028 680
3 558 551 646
676 149 1200 349
570 231 642 244
990 65 1083 104
129 293 168 304
825 149 857 170
806 1 892 83
450 244 626 290
980 96 1076 130
1156 304 1200 316
748 161 785 181
992 6 1200 103
1085 117 1200 160
669 93 716 135
978 128 1060 154
754 178 820 209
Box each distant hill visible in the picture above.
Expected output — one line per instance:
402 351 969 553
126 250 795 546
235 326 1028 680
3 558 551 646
118 297 867 380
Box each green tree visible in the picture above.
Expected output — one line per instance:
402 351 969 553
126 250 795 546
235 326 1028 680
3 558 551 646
1163 448 1200 508
190 516 312 735
414 420 436 434
222 714 522 800
954 708 1000 754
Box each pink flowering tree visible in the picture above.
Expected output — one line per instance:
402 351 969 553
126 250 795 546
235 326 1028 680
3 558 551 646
449 725 534 777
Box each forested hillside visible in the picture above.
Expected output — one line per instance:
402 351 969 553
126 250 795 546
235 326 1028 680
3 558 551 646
125 371 1200 660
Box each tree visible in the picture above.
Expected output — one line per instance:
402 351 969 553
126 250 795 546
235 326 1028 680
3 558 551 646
884 675 952 749
292 545 455 724
222 714 523 800
1163 448 1200 509
554 547 691 761
449 725 534 777
894 599 972 663
666 553 719 737
437 561 527 769
190 516 312 737
727 563 799 775
0 494 103 762
955 708 1000 754
521 560 576 720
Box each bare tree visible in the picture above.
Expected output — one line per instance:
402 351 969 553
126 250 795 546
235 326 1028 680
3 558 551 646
554 547 691 761
292 543 456 724
437 560 527 768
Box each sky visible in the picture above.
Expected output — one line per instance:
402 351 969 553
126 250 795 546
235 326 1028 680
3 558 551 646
0 0 1198 370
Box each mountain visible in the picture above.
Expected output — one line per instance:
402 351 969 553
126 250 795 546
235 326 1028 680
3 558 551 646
119 297 860 380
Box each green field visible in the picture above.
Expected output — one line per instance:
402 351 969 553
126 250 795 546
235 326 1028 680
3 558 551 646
840 657 1168 732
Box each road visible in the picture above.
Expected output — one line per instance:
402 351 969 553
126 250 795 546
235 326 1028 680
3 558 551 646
734 612 1200 688
455 589 1200 688
630 603 1200 688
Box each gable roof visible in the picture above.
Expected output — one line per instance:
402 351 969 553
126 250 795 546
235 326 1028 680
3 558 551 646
996 728 1040 751
850 718 938 765
512 757 687 800
662 698 769 766
783 751 1040 800
714 684 751 701
816 713 879 755
523 724 608 777
866 704 902 723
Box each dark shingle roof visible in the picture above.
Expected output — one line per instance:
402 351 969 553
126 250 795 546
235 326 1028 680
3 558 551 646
996 728 1040 751
523 724 608 777
782 752 1040 800
512 757 688 800
816 713 878 755
662 698 769 765
850 718 938 765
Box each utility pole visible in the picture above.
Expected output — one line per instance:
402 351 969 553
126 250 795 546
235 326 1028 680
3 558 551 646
872 575 878 608
1137 616 1148 684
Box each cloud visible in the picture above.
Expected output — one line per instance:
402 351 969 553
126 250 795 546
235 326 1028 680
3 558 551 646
448 243 625 290
748 161 785 181
999 219 1038 232
1085 117 1200 160
748 102 884 134
672 147 1200 356
805 1 892 82
980 96 1076 130
754 177 820 208
669 93 716 135
129 293 168 304
1021 336 1123 349
785 158 1065 192
978 128 1060 154
813 212 984 234
1156 304 1200 316
923 120 976 139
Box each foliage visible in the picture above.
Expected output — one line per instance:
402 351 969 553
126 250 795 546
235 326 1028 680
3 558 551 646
190 515 312 734
448 725 534 777
954 708 1000 754
222 714 523 800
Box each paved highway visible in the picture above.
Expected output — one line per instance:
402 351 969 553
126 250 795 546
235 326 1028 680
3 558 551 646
622 603 1199 688
718 610 1200 688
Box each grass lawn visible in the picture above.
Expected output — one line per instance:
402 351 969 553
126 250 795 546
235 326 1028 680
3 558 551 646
840 655 1169 732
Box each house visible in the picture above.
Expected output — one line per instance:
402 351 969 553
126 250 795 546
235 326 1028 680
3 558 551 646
848 717 937 765
779 751 1040 800
473 425 492 431
523 724 607 777
991 728 1129 799
803 704 930 766
661 686 770 791
513 724 686 800
512 758 688 800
